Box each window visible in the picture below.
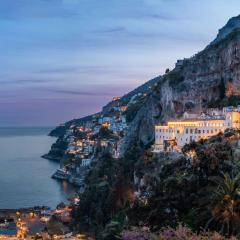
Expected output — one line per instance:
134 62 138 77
211 130 213 133
186 128 188 134
198 130 201 134
207 130 209 133
190 129 193 134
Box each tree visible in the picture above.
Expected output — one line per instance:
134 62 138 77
165 68 170 74
207 174 240 236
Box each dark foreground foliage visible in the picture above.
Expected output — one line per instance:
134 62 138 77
72 129 240 239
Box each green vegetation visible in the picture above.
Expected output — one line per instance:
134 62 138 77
185 101 195 109
72 152 133 238
73 129 240 239
126 129 240 236
167 71 184 87
212 27 240 49
98 126 116 139
208 95 240 108
209 174 240 235
125 96 147 123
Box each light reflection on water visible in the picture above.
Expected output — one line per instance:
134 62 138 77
0 127 76 209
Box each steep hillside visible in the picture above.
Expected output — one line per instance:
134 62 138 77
212 14 240 44
122 25 240 153
49 114 94 137
49 76 161 137
63 15 240 238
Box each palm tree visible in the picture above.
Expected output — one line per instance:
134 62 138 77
206 173 240 235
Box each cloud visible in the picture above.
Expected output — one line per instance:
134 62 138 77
0 79 54 85
36 65 120 75
94 26 126 34
36 67 80 74
47 89 113 96
140 13 185 21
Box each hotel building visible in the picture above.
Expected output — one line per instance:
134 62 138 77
154 107 240 152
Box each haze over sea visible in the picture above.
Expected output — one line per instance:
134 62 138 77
0 127 75 209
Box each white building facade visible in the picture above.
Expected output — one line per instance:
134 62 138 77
154 109 240 152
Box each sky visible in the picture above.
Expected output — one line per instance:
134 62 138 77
1 0 240 127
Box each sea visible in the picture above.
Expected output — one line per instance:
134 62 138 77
0 127 76 209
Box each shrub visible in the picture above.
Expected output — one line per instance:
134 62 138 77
167 72 184 87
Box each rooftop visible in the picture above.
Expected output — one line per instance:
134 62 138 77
168 117 225 123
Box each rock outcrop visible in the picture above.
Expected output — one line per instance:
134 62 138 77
212 14 240 45
122 23 240 152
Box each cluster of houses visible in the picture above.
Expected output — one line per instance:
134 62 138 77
154 106 240 152
53 99 129 187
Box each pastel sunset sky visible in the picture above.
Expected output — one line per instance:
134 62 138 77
1 0 240 126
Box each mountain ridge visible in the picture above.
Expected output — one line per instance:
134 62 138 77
51 15 240 141
121 20 240 153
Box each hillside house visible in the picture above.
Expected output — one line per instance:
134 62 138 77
154 108 240 152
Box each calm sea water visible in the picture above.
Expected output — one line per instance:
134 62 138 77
0 127 76 209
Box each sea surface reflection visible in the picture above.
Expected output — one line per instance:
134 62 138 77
0 127 76 209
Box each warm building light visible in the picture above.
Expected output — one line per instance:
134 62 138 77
154 109 240 152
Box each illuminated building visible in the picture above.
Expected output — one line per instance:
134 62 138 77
154 108 240 152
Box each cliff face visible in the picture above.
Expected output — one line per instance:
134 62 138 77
122 28 240 152
212 14 240 45
49 16 240 156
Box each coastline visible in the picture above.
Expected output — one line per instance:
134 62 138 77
41 153 61 162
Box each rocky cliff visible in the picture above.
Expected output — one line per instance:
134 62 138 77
122 22 240 153
212 14 240 44
49 15 240 157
